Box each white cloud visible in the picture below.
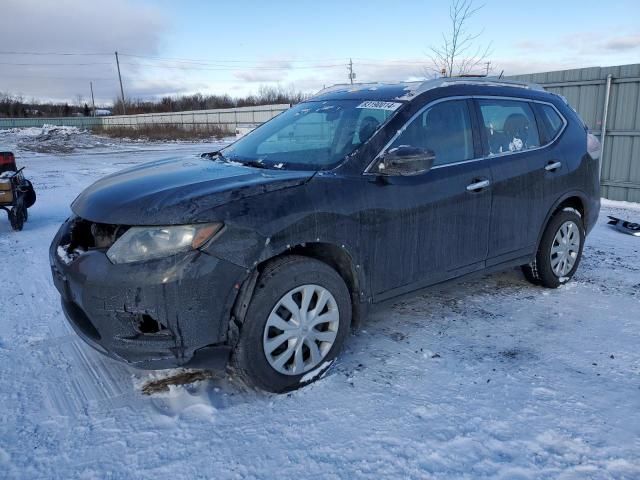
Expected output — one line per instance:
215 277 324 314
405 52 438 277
499 31 640 76
512 32 640 56
602 34 640 51
2 2 637 105
0 0 169 103
233 59 294 83
234 70 288 83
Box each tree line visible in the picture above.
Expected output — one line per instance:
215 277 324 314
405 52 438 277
0 94 90 118
0 85 308 118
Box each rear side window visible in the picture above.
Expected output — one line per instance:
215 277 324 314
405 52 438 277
538 104 565 140
389 100 474 166
478 99 540 155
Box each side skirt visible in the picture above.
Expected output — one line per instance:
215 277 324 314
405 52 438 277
367 254 532 313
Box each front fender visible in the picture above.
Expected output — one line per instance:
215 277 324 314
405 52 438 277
203 214 368 295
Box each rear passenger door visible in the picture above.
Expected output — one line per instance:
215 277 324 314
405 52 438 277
475 98 548 264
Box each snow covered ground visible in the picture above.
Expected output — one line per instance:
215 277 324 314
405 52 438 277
0 127 639 479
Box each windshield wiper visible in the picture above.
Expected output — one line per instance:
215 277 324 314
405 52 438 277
201 150 226 161
238 159 270 169
202 151 273 169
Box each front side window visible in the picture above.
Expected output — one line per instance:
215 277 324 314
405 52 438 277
478 99 540 155
221 100 400 170
387 100 474 166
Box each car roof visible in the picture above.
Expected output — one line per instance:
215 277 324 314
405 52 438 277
310 77 545 103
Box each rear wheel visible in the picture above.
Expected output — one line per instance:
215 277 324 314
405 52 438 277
9 205 25 231
522 209 585 288
231 255 351 393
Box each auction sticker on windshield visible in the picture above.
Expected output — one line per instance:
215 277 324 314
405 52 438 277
356 101 402 111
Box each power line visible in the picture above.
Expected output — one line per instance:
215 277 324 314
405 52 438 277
0 62 113 66
120 55 428 68
0 74 115 80
0 50 352 64
0 52 432 105
117 52 352 64
0 61 379 71
0 50 429 67
0 51 109 56
0 60 349 71
119 61 346 71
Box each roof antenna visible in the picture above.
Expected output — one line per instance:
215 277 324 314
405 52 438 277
498 70 504 79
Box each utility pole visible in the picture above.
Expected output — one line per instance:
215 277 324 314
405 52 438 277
89 81 96 117
485 61 491 76
115 51 126 115
348 58 356 84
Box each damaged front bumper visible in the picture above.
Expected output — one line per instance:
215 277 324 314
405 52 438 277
49 217 247 370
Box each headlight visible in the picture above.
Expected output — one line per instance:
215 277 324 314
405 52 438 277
106 223 223 264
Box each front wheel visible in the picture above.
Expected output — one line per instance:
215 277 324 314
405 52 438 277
522 209 585 288
231 256 352 393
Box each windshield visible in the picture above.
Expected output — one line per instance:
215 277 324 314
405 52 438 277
220 99 402 170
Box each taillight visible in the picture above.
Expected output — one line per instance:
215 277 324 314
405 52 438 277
587 133 600 160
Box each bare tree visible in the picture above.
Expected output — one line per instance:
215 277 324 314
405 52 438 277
427 0 492 77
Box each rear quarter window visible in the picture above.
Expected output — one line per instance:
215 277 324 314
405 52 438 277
537 104 566 142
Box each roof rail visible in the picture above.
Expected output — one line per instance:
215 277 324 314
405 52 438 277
312 77 545 101
313 81 415 96
433 76 545 91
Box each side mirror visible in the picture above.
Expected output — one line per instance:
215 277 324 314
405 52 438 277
376 146 436 176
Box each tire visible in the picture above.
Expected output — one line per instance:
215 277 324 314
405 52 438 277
23 180 36 209
522 208 585 288
231 255 352 393
9 206 24 231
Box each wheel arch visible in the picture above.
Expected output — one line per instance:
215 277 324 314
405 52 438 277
535 191 588 253
228 241 368 347
278 242 366 328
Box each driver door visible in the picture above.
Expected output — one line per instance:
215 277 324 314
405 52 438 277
362 99 493 299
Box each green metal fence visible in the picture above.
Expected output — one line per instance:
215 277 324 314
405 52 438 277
509 64 640 202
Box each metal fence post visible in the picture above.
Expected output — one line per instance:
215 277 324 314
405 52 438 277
599 74 613 181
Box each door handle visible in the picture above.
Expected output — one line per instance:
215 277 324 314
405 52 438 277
545 161 562 171
466 179 490 192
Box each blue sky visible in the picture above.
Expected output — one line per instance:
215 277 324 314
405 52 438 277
1 0 639 103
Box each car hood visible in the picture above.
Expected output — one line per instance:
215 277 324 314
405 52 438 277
71 156 315 225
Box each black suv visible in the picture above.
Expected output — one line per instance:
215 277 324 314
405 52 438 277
50 78 600 392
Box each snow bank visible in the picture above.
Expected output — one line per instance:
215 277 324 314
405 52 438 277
0 124 85 138
0 124 120 154
0 125 243 154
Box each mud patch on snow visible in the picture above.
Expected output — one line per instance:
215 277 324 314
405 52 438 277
140 369 213 395
499 348 524 360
